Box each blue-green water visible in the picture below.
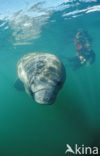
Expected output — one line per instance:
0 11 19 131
0 0 100 155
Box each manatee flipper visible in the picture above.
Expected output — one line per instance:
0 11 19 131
14 78 25 91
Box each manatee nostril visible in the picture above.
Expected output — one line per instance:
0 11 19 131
45 97 49 101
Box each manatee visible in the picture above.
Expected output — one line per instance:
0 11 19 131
16 52 66 104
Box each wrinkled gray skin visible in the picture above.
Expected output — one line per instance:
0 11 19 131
17 53 66 104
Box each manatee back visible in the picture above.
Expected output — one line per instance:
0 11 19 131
17 53 66 88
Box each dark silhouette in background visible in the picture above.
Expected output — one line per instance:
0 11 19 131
68 29 95 70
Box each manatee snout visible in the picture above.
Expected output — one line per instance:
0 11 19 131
32 85 57 104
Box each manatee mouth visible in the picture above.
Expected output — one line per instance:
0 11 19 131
34 87 57 105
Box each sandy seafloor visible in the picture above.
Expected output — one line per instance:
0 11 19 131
0 0 100 155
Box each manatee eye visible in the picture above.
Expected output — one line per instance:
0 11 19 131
40 77 47 82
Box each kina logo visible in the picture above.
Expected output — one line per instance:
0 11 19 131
65 144 99 155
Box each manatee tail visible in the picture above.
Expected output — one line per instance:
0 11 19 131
14 78 25 91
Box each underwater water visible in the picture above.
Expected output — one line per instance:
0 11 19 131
0 0 100 155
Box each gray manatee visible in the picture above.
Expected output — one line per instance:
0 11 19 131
16 52 66 104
